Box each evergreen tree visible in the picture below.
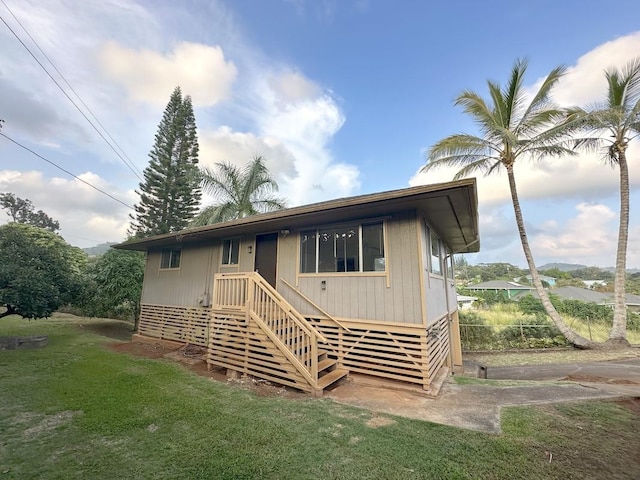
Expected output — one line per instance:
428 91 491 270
130 87 201 236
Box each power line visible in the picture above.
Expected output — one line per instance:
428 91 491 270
0 5 144 183
0 132 134 210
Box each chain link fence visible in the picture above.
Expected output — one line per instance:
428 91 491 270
459 316 614 351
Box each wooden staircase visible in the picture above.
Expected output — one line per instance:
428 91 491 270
209 272 347 395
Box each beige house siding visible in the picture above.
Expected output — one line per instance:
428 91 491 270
141 243 217 307
277 211 423 324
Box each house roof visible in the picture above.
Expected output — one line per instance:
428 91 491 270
114 178 480 253
603 293 640 306
512 286 610 304
467 280 533 291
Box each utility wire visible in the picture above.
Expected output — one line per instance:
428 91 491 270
0 132 134 210
0 6 144 183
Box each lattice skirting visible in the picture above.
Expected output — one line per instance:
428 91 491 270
207 311 312 392
307 317 434 387
426 315 451 380
138 304 210 347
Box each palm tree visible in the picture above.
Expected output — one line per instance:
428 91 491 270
422 59 593 348
193 156 286 225
571 59 640 346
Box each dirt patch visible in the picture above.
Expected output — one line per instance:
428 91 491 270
366 416 396 428
107 341 306 399
23 411 82 438
614 398 640 415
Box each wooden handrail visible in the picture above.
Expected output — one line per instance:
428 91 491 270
242 272 328 343
213 272 327 387
280 278 352 333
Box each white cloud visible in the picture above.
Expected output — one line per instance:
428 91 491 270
0 170 133 246
531 202 640 267
100 41 238 107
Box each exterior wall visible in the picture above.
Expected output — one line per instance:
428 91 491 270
276 211 424 324
141 243 218 307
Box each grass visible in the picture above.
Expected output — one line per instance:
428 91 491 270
1 314 639 479
468 303 640 344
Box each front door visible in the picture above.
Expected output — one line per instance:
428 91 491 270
254 233 278 288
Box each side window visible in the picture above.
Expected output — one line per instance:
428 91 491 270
430 230 442 275
160 247 181 269
221 238 240 265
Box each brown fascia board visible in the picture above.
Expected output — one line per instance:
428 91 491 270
114 178 480 253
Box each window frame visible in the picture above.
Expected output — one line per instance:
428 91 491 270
428 227 443 276
299 220 386 275
160 247 181 270
221 238 240 266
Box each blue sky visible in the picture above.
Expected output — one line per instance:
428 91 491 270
1 0 639 268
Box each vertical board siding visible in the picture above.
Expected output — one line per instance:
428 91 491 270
278 212 423 324
425 275 448 324
142 244 217 307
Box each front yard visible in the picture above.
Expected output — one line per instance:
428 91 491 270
1 314 638 479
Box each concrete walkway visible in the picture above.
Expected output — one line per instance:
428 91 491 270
327 358 640 433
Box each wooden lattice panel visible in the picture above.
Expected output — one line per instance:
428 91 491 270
426 315 450 379
208 311 312 392
308 317 429 387
138 304 210 347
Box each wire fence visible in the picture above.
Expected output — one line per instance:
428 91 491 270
459 317 613 351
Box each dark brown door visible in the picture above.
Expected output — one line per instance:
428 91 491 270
255 233 278 287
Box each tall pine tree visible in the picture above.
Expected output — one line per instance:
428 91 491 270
130 87 202 236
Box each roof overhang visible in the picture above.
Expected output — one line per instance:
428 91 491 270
114 178 480 254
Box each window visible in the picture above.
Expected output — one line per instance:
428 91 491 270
221 238 240 265
160 247 181 269
300 221 385 273
446 249 454 279
430 230 441 275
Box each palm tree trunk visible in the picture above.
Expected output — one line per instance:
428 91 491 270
506 164 593 348
609 150 630 346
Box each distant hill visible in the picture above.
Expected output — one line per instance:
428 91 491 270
83 242 117 257
538 262 639 274
538 263 589 272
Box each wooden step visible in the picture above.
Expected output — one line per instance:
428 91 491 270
318 358 337 373
317 368 348 390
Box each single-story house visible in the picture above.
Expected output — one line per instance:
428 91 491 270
466 280 534 299
115 179 480 395
517 274 556 287
456 294 478 310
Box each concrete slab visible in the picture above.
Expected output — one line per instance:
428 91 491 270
327 358 640 433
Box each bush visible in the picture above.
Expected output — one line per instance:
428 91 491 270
500 315 567 348
458 311 495 349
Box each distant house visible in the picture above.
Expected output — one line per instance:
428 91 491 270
466 280 534 299
518 274 556 287
583 280 607 289
115 179 480 395
603 293 640 314
456 294 477 310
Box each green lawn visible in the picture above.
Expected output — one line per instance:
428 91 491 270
1 314 639 479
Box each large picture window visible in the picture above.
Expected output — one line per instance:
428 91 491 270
160 247 181 269
300 221 385 274
221 238 240 265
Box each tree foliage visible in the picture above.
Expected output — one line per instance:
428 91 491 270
0 223 84 319
130 86 202 237
0 192 60 232
78 249 145 326
424 59 593 348
192 155 286 225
